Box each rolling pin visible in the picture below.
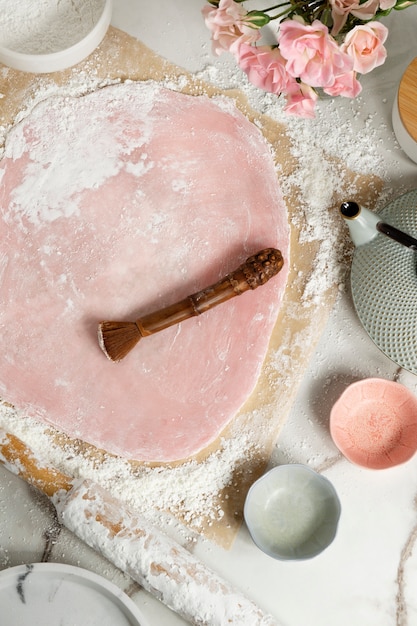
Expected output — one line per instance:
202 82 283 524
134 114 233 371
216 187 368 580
0 429 279 626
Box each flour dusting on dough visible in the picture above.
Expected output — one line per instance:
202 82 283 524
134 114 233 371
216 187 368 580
0 48 390 540
0 80 289 464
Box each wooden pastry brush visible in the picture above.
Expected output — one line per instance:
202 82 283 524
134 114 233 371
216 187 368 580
98 247 283 362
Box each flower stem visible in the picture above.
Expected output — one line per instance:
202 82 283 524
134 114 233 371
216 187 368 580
256 0 330 21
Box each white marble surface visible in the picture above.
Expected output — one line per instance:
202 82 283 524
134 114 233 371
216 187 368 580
2 1 417 625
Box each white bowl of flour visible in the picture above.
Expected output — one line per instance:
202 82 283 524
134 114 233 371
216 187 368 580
0 0 112 73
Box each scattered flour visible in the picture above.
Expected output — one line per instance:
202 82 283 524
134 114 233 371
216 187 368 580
0 51 410 543
52 480 279 626
0 401 261 534
196 64 394 304
0 0 106 54
0 71 120 152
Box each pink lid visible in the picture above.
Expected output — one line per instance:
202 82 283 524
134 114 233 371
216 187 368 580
330 378 417 469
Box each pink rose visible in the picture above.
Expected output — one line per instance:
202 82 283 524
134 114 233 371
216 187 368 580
379 0 396 8
278 17 353 88
341 22 388 74
202 0 260 56
284 83 319 118
323 70 362 97
235 42 297 95
329 0 379 35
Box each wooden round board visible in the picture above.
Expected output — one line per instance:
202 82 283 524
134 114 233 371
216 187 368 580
398 57 417 142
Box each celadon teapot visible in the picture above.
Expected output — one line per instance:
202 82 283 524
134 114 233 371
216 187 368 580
340 201 417 251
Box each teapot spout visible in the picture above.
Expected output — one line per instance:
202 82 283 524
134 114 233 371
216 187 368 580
340 201 380 247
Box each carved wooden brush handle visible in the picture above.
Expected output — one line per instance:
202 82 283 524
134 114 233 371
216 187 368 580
98 248 284 361
136 248 283 336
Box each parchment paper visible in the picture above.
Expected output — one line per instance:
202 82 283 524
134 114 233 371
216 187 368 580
0 27 382 547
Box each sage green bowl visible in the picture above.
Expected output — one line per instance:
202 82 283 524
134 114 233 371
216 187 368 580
244 464 341 560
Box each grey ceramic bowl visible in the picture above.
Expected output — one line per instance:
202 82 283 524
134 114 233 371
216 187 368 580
244 464 341 560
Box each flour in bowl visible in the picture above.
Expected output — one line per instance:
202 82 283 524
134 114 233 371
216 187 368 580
0 0 106 54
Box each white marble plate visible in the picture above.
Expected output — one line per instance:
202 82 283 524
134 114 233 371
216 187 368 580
350 189 417 374
0 562 149 626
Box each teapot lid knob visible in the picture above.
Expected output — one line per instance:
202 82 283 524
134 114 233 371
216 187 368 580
340 201 360 219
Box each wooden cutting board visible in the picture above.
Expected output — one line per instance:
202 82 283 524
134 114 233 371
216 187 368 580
0 26 382 547
398 56 417 142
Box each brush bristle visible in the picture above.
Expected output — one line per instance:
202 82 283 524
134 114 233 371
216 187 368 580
98 321 142 362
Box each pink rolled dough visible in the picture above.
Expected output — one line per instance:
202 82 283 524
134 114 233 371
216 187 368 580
0 82 289 462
